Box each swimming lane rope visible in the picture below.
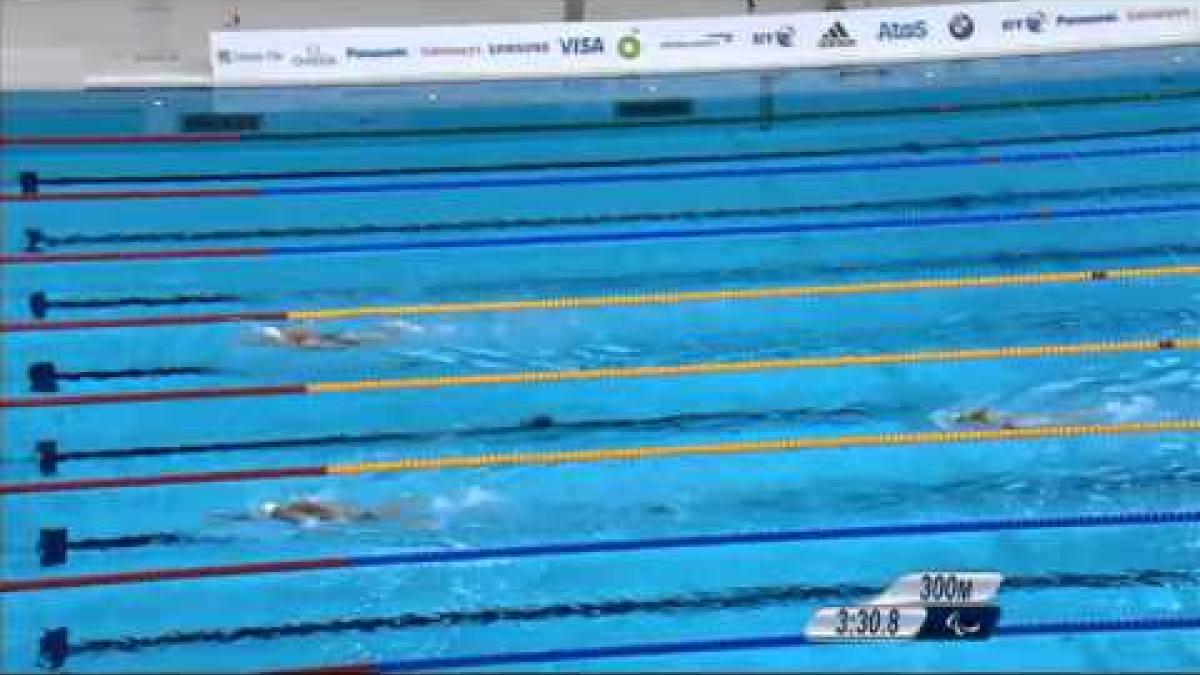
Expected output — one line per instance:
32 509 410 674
5 264 1195 333
4 200 1200 265
1 337 1194 408
2 508 1197 592
3 420 1198 495
276 615 1200 672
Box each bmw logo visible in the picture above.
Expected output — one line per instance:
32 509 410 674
948 13 975 40
1026 11 1047 32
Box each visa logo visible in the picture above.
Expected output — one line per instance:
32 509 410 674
561 37 605 54
877 20 928 41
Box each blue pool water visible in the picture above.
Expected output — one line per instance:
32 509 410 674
3 46 1200 672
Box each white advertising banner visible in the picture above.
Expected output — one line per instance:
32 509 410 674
211 2 1200 86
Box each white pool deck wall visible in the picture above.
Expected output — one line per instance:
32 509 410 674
1 0 996 90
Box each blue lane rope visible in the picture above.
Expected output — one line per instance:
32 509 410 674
260 143 1200 197
347 510 1200 569
37 126 1200 187
272 201 1200 258
330 616 1200 672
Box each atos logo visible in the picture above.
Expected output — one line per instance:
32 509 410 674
561 36 605 54
877 20 928 41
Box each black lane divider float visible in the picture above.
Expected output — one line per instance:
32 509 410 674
29 291 242 319
27 362 216 393
30 404 883 475
37 528 233 567
21 180 1200 253
26 122 1200 189
35 569 1199 670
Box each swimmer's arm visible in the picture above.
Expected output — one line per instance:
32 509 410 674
207 510 257 522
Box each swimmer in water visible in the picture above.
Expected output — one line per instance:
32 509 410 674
258 499 376 525
951 407 1021 430
215 497 434 529
220 489 503 531
254 325 371 350
948 406 1096 431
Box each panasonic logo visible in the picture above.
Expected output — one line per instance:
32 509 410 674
345 47 408 58
1055 13 1118 26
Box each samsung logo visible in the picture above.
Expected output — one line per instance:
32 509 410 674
421 46 482 57
488 42 550 55
1126 7 1193 22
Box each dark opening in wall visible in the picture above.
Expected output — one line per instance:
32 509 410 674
615 98 695 118
180 113 263 132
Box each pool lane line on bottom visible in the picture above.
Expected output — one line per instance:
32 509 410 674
5 264 1199 333
2 509 1197 593
277 616 1200 673
1 337 1194 408
5 200 1200 266
3 419 1198 495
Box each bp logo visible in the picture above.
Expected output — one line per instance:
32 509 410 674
948 13 975 40
618 32 641 59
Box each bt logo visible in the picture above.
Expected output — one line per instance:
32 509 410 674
878 20 928 41
1002 11 1048 33
561 36 605 54
753 26 797 47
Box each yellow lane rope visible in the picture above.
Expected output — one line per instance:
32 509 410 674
288 265 1200 321
327 419 1200 475
307 337 1196 394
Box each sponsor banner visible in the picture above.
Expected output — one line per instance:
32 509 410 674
211 1 1200 86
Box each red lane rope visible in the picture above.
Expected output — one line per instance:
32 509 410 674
0 556 346 592
0 133 244 146
0 311 287 332
0 247 268 264
0 465 326 495
0 188 260 202
0 384 306 409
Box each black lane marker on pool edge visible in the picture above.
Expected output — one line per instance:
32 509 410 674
31 122 1200 188
20 171 39 195
22 180 1200 252
38 528 235 566
28 362 217 393
40 570 1200 668
28 292 243 318
34 404 887 474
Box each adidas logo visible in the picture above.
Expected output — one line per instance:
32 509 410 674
818 22 856 48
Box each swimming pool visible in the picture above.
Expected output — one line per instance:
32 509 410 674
3 45 1200 672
